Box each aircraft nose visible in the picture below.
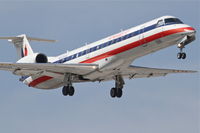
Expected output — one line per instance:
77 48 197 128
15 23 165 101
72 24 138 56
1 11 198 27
189 27 196 33
183 26 196 35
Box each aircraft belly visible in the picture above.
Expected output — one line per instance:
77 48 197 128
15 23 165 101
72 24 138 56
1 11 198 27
34 79 63 89
24 76 63 89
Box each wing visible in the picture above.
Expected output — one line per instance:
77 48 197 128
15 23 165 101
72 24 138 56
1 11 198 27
97 65 197 81
122 65 197 78
0 62 98 76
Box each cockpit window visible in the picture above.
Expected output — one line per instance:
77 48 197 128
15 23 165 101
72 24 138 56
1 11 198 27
165 18 183 25
157 20 165 27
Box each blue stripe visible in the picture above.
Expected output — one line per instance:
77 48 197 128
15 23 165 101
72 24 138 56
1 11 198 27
21 48 24 57
53 23 158 64
54 22 181 64
19 76 29 81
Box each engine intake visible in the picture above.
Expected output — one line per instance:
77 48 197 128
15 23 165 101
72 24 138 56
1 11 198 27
36 53 48 63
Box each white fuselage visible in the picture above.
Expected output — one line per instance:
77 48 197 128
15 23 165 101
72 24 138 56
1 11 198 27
22 16 195 89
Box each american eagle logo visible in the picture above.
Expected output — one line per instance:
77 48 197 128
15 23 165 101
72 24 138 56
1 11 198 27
24 45 28 56
21 45 28 57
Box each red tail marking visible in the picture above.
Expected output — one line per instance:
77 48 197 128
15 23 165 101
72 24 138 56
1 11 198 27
24 45 28 56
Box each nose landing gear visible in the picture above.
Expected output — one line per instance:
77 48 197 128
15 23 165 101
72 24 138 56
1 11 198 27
177 44 186 60
177 51 186 59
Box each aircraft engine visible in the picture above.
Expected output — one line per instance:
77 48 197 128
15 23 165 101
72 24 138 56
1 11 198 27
35 53 48 63
17 53 48 63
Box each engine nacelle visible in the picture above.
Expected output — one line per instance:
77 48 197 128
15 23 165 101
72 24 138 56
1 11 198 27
35 53 48 63
17 53 48 63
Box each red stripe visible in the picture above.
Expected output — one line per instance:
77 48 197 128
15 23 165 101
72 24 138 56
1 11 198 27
24 45 28 56
28 27 194 87
81 27 194 63
29 76 53 87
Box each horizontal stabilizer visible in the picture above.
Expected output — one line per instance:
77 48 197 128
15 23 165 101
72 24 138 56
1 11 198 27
26 37 57 42
0 35 57 43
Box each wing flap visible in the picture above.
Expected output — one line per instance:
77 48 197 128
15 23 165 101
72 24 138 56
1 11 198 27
127 65 196 73
94 65 197 81
0 62 98 76
121 65 197 78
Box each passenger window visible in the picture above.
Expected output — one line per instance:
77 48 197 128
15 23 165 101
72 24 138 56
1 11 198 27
127 33 132 38
129 32 134 37
118 37 122 42
78 52 82 57
63 58 67 62
107 41 111 46
96 45 99 50
99 44 102 49
103 42 107 47
112 39 116 44
122 35 127 40
61 58 64 63
68 56 72 61
93 46 97 51
135 30 140 36
157 20 164 27
86 49 90 54
82 50 86 55
72 54 77 59
89 48 93 52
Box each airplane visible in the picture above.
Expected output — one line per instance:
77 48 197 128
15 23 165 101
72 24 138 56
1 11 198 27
0 15 197 98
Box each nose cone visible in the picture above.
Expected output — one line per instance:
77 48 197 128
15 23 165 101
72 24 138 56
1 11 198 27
181 26 196 46
191 27 196 31
183 26 196 36
191 27 196 34
189 26 195 31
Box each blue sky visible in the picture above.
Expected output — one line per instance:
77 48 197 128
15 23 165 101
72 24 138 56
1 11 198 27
0 0 199 133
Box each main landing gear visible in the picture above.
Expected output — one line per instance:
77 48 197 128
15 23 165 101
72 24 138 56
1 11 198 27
62 73 75 96
62 86 75 96
110 75 125 98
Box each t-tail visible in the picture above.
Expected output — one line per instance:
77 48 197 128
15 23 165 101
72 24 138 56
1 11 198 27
0 34 56 59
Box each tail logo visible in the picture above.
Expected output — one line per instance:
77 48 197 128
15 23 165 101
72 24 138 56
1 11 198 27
21 45 28 57
24 45 28 56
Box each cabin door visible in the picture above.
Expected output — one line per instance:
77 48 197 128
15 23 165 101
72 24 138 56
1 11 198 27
156 19 164 38
139 26 147 48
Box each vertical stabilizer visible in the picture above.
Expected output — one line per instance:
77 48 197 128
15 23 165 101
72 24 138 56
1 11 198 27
11 34 34 58
0 34 56 59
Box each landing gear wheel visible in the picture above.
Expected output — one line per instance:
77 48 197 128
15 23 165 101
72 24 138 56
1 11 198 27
62 86 75 96
177 52 182 59
110 75 125 98
116 89 123 98
181 52 186 59
177 52 187 59
110 88 117 98
62 86 68 96
110 88 123 98
68 86 75 96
